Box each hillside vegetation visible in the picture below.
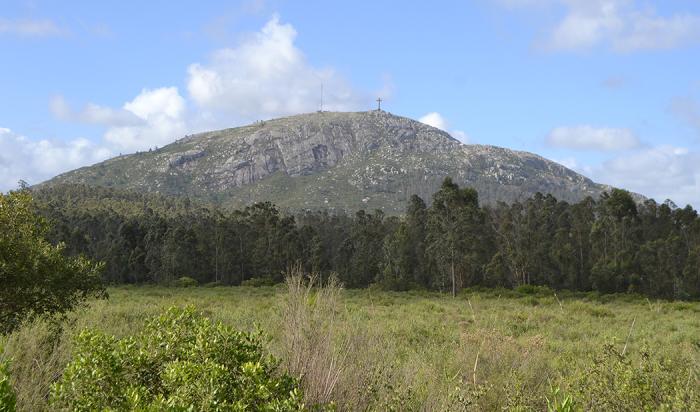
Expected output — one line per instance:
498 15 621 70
41 111 608 213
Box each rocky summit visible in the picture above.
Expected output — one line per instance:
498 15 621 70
42 110 610 213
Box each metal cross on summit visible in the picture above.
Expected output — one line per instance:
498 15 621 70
376 97 382 111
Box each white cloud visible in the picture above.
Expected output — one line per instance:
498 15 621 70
52 88 187 152
419 112 448 130
49 15 377 155
0 18 66 37
23 15 380 185
500 0 700 52
546 0 624 51
0 128 112 190
104 87 187 151
546 125 640 151
591 145 700 207
419 112 470 143
614 10 700 52
187 15 366 120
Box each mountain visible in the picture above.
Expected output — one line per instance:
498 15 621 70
42 110 610 213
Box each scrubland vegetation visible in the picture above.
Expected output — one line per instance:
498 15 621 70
2 278 699 411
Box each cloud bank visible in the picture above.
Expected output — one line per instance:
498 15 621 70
591 145 700 207
546 125 640 151
2 16 376 190
0 128 112 190
187 15 366 120
499 0 700 52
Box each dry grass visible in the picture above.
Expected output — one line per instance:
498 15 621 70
280 269 349 406
1 319 73 411
279 269 400 410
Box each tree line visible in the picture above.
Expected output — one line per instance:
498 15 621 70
32 180 700 299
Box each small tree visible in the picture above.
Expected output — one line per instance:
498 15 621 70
0 190 105 334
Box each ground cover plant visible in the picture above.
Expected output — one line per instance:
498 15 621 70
2 279 699 411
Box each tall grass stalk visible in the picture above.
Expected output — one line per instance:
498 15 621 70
280 268 352 406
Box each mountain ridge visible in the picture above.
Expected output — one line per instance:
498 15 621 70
42 110 612 213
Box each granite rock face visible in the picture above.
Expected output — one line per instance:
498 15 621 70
42 111 609 213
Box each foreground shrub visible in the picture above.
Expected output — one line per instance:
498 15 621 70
50 306 304 411
572 344 699 411
0 355 16 412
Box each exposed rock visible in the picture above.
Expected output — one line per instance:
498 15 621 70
42 111 612 213
168 150 206 168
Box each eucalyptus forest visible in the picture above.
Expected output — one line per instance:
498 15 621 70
34 179 700 299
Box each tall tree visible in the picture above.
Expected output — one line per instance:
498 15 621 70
0 190 105 334
427 178 485 296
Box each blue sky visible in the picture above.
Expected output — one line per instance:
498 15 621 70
1 0 700 206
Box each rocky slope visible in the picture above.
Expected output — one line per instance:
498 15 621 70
42 110 609 213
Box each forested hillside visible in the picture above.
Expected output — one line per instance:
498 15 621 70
34 182 700 299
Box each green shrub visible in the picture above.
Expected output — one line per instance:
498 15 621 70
173 276 198 287
50 306 304 411
0 355 16 412
515 284 553 296
572 344 699 411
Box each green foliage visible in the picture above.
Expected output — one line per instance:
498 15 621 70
358 365 420 411
546 386 575 412
0 190 105 334
515 284 554 296
31 182 700 299
427 178 489 296
572 344 699 411
50 306 304 411
173 276 198 287
0 355 16 412
445 381 489 411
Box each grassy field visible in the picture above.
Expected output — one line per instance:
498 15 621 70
3 282 700 411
